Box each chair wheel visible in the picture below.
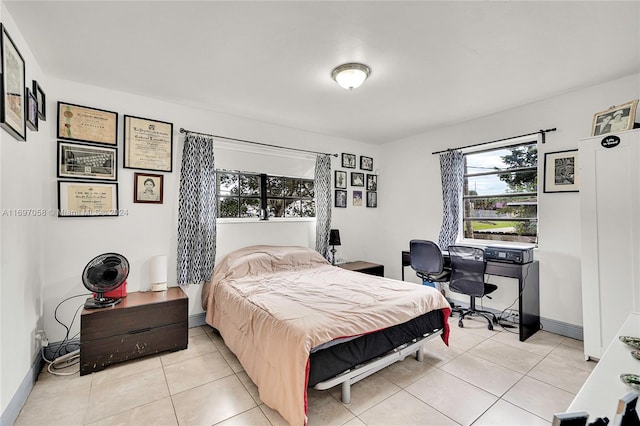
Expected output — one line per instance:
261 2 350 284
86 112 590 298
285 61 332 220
492 317 498 323
458 320 464 328
487 324 494 331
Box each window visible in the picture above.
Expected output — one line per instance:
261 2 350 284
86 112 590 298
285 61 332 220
216 170 315 219
462 139 537 244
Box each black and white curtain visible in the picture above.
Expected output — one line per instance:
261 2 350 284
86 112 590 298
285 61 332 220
438 150 464 250
177 133 217 286
314 154 332 259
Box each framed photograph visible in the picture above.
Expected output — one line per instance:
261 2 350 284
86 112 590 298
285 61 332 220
367 191 377 208
351 172 364 187
334 170 347 189
32 80 46 121
334 189 347 208
591 100 638 136
58 102 118 145
26 88 38 131
366 174 378 191
360 155 373 171
341 153 356 169
543 149 578 193
58 181 119 217
0 24 26 141
57 141 117 181
353 190 363 206
134 172 164 204
124 115 173 172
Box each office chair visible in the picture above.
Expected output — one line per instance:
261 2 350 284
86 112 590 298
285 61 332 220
448 245 498 330
409 240 451 289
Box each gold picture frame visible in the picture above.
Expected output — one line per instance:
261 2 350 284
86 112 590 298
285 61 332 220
57 102 118 145
124 115 173 172
591 100 638 136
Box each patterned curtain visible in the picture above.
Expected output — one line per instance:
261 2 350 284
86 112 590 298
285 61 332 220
314 154 332 259
438 150 464 250
177 133 217 285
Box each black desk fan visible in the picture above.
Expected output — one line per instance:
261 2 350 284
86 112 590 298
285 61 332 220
82 253 129 309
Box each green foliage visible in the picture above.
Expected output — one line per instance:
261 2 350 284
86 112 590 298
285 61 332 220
497 145 537 192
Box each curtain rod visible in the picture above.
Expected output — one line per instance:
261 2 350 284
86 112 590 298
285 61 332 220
431 128 557 155
179 128 338 157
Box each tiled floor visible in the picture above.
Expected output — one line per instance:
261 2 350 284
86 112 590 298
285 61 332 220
16 315 596 425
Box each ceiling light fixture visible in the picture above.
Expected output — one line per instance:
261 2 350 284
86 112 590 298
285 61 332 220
331 63 370 90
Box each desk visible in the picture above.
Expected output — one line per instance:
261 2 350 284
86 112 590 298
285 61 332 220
402 250 540 342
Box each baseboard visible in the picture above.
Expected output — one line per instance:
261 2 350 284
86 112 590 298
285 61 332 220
0 353 44 426
189 312 207 328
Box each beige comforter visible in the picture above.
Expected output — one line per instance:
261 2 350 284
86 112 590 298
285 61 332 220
202 245 451 425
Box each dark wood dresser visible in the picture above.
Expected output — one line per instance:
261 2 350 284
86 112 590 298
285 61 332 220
80 287 188 375
338 261 384 277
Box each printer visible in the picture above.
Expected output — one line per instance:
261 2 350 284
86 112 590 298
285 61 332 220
484 245 534 264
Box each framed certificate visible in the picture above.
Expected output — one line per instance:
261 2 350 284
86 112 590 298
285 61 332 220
57 141 117 181
123 115 173 172
57 102 118 145
58 181 119 217
0 24 26 141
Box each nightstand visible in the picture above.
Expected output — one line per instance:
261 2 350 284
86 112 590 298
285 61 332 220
338 261 384 277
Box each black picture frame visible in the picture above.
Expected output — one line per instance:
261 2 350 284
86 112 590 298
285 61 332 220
360 155 373 171
26 87 38 131
366 174 378 191
0 24 26 141
353 190 363 206
58 181 119 217
335 189 347 208
57 101 118 145
366 191 377 208
57 141 117 181
341 153 356 169
124 115 174 172
32 80 46 121
334 170 347 189
134 172 164 204
351 172 364 187
543 149 579 193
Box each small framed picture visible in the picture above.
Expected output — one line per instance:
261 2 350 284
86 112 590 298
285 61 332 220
58 181 119 217
360 156 373 171
134 172 164 204
543 149 578 193
57 141 117 181
351 172 364 187
26 88 38 131
32 80 46 121
366 174 378 191
335 189 347 208
335 170 347 189
367 191 377 208
342 153 356 169
591 100 638 136
353 190 363 206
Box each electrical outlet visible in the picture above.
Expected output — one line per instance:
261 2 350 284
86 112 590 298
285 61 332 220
35 330 48 347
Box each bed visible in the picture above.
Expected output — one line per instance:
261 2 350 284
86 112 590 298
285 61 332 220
202 245 451 425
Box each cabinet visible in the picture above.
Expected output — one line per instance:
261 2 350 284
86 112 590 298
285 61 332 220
338 261 384 277
579 129 640 360
80 287 188 375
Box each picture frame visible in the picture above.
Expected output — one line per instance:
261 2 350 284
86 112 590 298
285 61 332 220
591 100 638 136
360 155 373 171
32 80 46 121
543 149 579 193
58 102 118 145
341 153 356 169
0 24 26 141
366 174 378 191
334 189 347 208
334 170 347 189
58 181 119 217
57 141 117 181
26 87 38 131
367 191 378 208
353 190 363 206
351 172 364 187
134 172 164 204
124 115 173 172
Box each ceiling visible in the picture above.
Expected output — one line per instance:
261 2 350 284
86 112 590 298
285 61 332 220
5 1 640 145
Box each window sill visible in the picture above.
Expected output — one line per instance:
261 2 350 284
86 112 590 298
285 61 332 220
457 238 538 250
217 217 316 224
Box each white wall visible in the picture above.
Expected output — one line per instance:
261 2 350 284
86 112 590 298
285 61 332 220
378 72 640 326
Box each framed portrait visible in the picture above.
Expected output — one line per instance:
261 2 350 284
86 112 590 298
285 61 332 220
57 141 117 181
367 191 378 208
124 115 173 172
341 153 356 169
351 172 364 187
366 174 378 191
58 102 118 145
134 172 164 204
334 189 347 208
334 170 347 189
32 80 46 121
543 149 578 193
591 100 638 136
26 88 38 131
58 181 119 217
360 156 373 171
0 24 26 141
353 190 363 206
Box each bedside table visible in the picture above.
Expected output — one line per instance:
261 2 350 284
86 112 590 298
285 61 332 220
80 287 188 375
338 261 384 277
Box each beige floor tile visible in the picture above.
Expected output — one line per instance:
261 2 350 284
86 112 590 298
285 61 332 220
491 329 565 357
328 373 401 415
378 354 437 387
342 417 367 426
440 353 523 396
86 397 177 426
259 403 289 426
422 337 465 367
163 351 234 395
454 315 501 338
473 399 550 426
358 390 458 425
16 391 89 425
90 354 162 386
447 326 490 352
236 371 262 404
405 369 498 425
215 406 272 425
172 375 256 425
160 332 218 366
503 376 575 421
188 325 206 337
527 358 591 394
306 388 357 426
27 368 92 404
218 344 244 373
546 341 597 372
471 339 543 374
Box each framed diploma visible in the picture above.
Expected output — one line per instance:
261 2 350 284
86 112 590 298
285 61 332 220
0 24 26 142
57 102 118 145
57 141 117 181
58 181 119 217
123 115 173 172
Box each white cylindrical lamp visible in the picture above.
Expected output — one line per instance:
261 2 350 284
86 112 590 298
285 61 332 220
150 255 168 291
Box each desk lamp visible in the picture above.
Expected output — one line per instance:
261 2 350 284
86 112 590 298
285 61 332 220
329 229 341 265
